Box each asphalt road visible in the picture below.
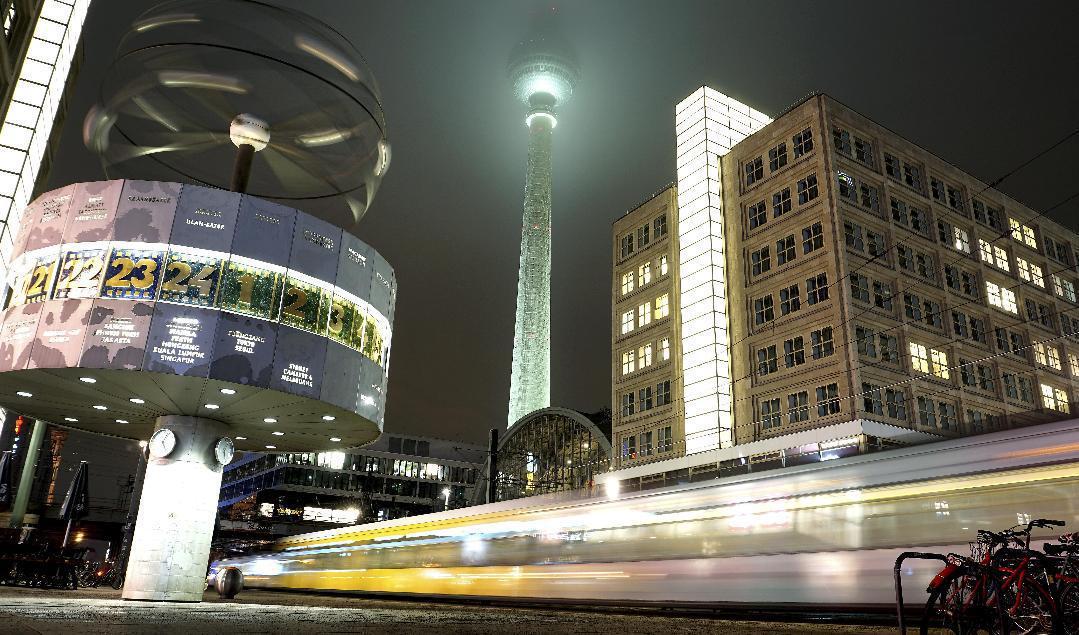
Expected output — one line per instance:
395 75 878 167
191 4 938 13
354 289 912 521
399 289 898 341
0 586 900 634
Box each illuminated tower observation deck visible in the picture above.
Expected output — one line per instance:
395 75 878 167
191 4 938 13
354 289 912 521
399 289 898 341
506 21 579 427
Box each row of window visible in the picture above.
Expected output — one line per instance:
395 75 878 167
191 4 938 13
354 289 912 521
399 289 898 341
620 379 673 417
620 254 669 296
758 382 841 429
619 213 669 260
745 172 821 231
753 326 835 379
835 120 1076 269
619 292 671 335
619 425 674 460
619 336 672 376
748 221 826 278
744 126 814 188
752 272 830 325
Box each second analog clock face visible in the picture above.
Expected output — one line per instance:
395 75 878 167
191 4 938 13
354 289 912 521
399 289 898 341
214 437 235 465
148 428 177 458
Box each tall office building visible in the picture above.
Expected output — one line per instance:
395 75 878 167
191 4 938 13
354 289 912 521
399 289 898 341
611 186 683 466
0 0 90 282
505 13 579 427
610 88 1079 481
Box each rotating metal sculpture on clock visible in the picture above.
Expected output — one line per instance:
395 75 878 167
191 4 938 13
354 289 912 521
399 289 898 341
0 0 396 602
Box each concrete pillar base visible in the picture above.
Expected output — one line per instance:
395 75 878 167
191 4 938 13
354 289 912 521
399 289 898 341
122 416 229 602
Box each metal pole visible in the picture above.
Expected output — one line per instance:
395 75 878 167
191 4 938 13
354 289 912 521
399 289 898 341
8 419 46 528
486 428 498 504
62 517 73 548
230 143 255 193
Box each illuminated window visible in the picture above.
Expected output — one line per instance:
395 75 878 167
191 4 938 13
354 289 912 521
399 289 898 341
1053 275 1077 302
1071 353 1079 377
638 344 653 369
659 255 668 276
1034 342 1061 370
621 310 634 334
986 281 1017 314
1016 257 1044 287
978 239 993 264
638 262 652 286
3 3 15 38
653 293 669 319
953 227 970 252
621 272 634 295
909 342 930 374
993 245 1010 271
660 337 670 361
1041 384 1070 413
621 351 635 375
1009 218 1038 249
621 432 636 457
638 302 651 327
930 349 950 379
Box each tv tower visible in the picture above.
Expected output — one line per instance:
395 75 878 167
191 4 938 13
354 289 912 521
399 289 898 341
506 11 579 427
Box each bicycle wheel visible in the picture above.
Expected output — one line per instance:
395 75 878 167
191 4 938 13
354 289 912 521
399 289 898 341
1060 582 1079 635
998 578 1058 635
922 570 1000 635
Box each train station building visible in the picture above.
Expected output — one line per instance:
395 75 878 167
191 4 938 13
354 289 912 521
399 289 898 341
610 88 1079 483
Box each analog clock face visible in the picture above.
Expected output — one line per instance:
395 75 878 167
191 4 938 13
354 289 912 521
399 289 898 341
214 437 235 465
148 428 177 458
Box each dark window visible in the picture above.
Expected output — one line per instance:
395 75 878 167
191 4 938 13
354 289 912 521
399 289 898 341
856 325 876 357
844 220 864 251
748 200 767 229
811 327 834 359
802 222 824 254
947 186 966 213
886 388 907 419
851 274 870 303
884 153 900 180
806 273 829 304
621 392 635 416
757 345 778 376
873 281 893 310
880 334 899 363
816 383 840 416
620 234 634 258
638 386 653 411
780 284 801 315
854 136 874 167
769 142 788 172
939 403 957 430
917 397 937 428
862 382 884 415
903 162 923 192
793 128 813 157
761 398 782 429
637 224 650 248
867 230 885 257
797 174 818 204
833 127 852 156
773 187 792 217
656 380 671 406
653 214 668 238
776 235 796 265
750 246 771 276
784 336 805 368
754 295 775 325
904 292 922 320
745 156 764 186
787 391 809 423
930 177 946 202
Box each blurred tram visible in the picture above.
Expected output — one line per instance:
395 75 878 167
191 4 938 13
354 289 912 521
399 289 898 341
212 420 1079 606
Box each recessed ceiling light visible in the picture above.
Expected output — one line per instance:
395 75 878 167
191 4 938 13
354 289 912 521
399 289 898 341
265 445 276 449
64 417 78 422
16 391 32 398
79 377 97 384
219 388 236 395
329 437 341 442
129 398 145 404
235 436 247 440
92 405 107 410
272 431 284 436
263 417 277 423
322 415 336 421
204 404 219 410
116 419 129 424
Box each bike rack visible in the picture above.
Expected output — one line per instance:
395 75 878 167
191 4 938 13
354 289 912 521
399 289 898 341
894 551 950 634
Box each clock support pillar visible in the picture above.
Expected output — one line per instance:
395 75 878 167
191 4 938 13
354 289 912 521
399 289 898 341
123 415 229 602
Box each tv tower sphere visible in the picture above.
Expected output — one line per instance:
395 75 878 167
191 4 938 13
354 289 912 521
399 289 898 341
505 12 579 428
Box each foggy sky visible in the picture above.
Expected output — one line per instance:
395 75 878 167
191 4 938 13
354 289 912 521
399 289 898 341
49 1 1079 446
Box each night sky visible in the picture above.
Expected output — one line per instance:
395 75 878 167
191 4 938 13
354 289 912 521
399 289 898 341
49 1 1079 446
